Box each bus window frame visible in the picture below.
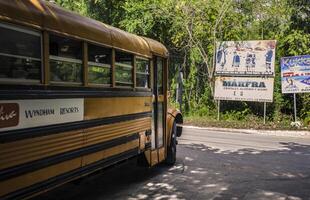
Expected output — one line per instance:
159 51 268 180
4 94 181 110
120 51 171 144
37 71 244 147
87 61 111 87
115 50 134 88
135 56 151 89
48 34 84 86
0 22 43 85
152 56 167 149
49 55 83 85
0 24 155 89
87 42 113 87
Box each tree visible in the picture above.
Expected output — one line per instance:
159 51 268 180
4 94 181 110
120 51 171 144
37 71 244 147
54 0 310 123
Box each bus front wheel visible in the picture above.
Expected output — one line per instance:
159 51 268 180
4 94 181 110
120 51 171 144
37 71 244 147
165 121 177 165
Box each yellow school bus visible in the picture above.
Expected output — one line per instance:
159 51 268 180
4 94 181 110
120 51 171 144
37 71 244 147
0 1 183 199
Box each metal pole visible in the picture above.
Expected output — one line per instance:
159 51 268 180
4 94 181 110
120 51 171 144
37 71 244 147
263 102 266 124
176 83 179 104
217 100 220 121
179 74 183 114
293 93 297 122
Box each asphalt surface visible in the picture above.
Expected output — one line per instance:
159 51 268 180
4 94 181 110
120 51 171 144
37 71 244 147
34 127 310 200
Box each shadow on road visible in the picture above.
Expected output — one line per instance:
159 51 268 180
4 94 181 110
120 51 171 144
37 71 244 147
175 142 310 200
35 142 310 200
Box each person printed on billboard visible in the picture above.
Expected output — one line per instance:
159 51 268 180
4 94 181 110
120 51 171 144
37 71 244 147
216 44 227 70
245 53 256 72
265 47 273 73
245 53 251 71
251 53 256 70
285 77 298 90
232 51 240 72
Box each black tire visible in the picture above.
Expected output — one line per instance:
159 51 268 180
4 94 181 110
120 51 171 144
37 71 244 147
165 121 177 165
137 153 149 167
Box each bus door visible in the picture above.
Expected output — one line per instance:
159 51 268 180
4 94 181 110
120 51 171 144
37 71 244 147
150 56 165 165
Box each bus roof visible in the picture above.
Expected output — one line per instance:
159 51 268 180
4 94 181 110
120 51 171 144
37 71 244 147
0 0 168 58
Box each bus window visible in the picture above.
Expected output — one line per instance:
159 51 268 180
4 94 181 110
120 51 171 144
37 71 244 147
152 57 165 149
157 102 164 147
88 44 112 85
0 23 41 82
49 34 82 83
136 58 150 88
115 51 133 87
157 57 163 94
156 57 165 147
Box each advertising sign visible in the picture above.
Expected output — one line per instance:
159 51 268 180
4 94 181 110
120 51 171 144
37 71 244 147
214 76 274 102
215 40 276 76
0 98 84 132
281 55 310 93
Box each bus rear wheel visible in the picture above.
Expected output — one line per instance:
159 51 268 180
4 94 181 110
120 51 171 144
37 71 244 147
165 121 177 165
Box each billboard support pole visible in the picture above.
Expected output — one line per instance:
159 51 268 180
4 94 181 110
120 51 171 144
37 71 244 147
263 102 266 124
176 82 179 104
217 100 220 121
293 93 297 122
263 74 267 125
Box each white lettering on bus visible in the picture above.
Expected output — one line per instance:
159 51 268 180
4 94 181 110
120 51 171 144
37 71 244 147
0 106 17 121
25 109 55 118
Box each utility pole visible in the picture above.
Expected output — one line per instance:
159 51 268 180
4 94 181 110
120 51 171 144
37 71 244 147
177 67 183 113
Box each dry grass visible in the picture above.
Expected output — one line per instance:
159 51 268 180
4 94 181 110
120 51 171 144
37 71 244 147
184 115 310 131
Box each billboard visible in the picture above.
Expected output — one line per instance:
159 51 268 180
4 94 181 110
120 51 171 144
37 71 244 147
215 40 276 76
214 76 274 102
281 55 310 94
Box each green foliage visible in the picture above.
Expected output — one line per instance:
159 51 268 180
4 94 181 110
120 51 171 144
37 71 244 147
54 0 310 128
304 112 310 127
278 30 310 56
300 94 310 119
222 108 252 121
54 0 88 16
52 0 125 26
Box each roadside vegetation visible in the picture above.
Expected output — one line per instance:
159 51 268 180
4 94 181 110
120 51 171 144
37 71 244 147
52 0 310 129
184 113 309 130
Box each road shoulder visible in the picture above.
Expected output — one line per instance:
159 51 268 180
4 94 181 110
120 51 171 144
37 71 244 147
182 125 310 138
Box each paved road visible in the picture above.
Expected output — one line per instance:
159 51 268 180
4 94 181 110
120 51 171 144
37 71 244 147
35 127 310 200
